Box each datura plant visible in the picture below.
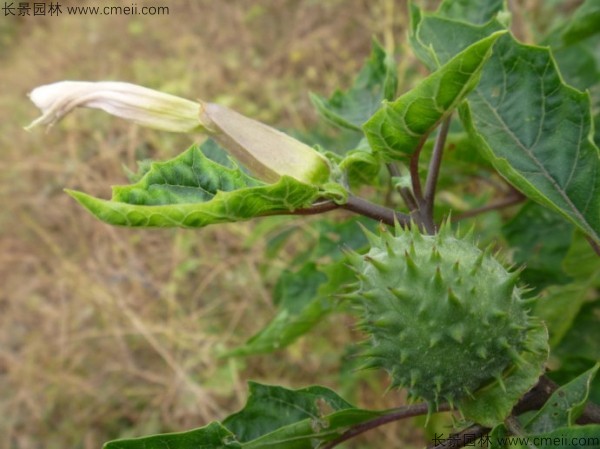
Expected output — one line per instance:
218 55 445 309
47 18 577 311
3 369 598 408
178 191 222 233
26 0 600 448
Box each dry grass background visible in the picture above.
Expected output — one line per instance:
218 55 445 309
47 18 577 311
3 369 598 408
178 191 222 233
0 1 427 448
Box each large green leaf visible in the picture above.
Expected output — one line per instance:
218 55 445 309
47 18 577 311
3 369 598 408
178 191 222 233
104 422 241 449
437 0 505 25
104 382 387 449
410 5 600 246
551 299 600 404
552 37 600 92
241 407 381 449
536 232 600 348
67 143 320 228
555 299 600 364
222 382 356 443
525 364 599 434
363 31 505 161
502 202 573 291
310 39 397 132
560 0 600 46
459 319 549 427
535 283 590 349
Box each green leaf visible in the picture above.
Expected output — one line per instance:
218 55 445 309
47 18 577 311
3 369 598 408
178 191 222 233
409 5 505 72
103 382 393 449
459 319 549 427
525 364 599 434
551 35 600 92
338 138 383 187
103 422 241 449
437 0 505 25
460 37 600 245
555 299 600 364
535 283 590 348
363 31 505 161
310 39 397 131
410 6 600 246
241 407 382 449
562 232 600 283
535 232 600 347
502 202 573 291
67 143 320 228
221 263 330 357
222 382 355 443
551 297 600 402
561 0 600 46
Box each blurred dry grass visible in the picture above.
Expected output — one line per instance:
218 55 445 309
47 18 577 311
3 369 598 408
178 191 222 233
0 1 423 448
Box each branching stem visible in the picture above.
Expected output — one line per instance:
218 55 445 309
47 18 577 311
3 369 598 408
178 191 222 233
322 403 451 449
285 200 340 216
409 136 426 205
423 117 451 229
284 196 412 228
341 195 412 227
324 375 600 449
387 162 418 211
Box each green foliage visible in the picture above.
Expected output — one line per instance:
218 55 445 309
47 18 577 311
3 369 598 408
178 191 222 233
363 31 504 160
502 202 573 291
104 383 383 449
67 142 321 228
310 39 398 132
525 364 599 433
35 0 600 446
410 2 600 245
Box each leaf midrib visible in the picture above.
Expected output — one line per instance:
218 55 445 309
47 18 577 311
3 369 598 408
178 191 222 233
472 89 595 239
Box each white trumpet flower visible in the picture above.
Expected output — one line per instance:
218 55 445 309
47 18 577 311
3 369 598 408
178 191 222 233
26 80 331 185
26 81 206 133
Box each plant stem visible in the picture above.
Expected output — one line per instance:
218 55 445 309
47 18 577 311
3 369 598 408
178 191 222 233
410 135 427 206
423 117 451 228
321 403 451 449
320 374 600 449
387 162 418 211
275 195 412 228
516 375 600 425
341 195 412 227
285 200 340 216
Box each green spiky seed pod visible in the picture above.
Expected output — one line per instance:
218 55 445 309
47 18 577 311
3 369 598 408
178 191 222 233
346 223 533 407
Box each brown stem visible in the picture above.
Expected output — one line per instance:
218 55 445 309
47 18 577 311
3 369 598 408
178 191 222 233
387 163 418 211
322 403 451 449
341 195 412 227
286 200 340 215
422 116 451 234
410 135 428 206
515 375 600 425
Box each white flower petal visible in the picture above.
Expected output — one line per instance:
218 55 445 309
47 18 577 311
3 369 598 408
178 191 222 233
26 81 206 133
